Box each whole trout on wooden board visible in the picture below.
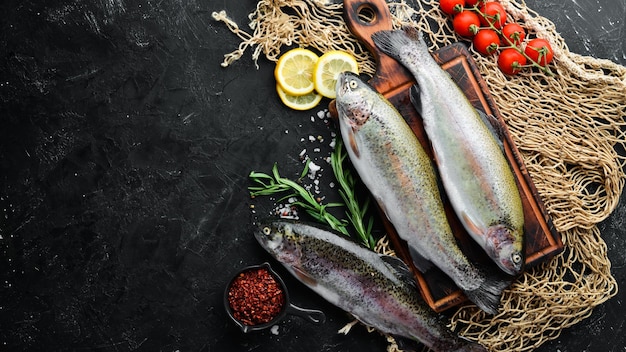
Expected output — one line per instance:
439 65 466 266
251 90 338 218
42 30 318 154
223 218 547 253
372 26 526 276
334 71 510 314
254 219 488 352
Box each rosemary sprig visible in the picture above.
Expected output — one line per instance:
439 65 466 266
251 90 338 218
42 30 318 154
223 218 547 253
248 141 376 249
249 161 350 237
330 139 376 249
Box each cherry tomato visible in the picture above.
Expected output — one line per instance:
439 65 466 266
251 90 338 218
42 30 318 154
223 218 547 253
497 48 527 75
479 2 507 29
501 23 526 46
465 0 484 6
453 11 481 37
473 29 500 56
525 38 554 66
439 0 466 16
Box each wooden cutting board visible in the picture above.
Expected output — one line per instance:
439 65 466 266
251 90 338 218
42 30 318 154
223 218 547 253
331 0 563 312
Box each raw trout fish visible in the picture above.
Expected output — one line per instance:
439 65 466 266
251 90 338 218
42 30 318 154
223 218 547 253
335 72 509 314
372 26 525 276
254 219 487 352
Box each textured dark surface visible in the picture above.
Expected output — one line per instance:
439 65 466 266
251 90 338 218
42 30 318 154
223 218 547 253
1 0 624 351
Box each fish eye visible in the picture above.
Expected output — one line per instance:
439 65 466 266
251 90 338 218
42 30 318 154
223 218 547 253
262 227 271 236
512 253 522 264
349 80 358 89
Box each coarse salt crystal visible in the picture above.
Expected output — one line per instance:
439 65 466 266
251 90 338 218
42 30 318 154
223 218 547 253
270 325 280 335
308 162 321 172
308 161 321 179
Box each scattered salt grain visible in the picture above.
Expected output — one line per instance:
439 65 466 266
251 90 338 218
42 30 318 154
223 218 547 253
308 161 321 178
270 325 280 335
308 135 316 142
276 203 299 219
317 110 326 119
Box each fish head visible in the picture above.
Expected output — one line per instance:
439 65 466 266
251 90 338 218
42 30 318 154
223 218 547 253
254 219 302 265
485 225 525 276
335 72 373 130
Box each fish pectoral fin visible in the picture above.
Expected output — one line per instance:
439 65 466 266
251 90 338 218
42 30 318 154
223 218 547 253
380 255 417 288
477 109 505 151
461 212 483 236
409 84 423 116
347 127 361 158
408 246 434 273
292 265 318 287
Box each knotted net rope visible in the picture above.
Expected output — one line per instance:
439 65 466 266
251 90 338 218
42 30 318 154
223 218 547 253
212 0 626 350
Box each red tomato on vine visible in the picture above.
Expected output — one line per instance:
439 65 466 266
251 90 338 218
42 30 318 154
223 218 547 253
498 48 527 75
525 38 554 66
473 29 500 55
453 11 481 37
501 23 526 46
479 2 507 29
439 0 465 16
465 0 484 6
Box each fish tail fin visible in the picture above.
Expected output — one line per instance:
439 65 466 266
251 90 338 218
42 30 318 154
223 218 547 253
371 26 429 62
462 265 513 315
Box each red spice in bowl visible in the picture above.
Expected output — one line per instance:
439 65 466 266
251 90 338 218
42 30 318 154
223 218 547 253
226 265 286 327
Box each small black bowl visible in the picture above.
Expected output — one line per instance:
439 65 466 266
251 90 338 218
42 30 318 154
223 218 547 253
224 262 326 333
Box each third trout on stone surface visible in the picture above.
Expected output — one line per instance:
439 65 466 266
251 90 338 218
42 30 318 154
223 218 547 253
254 219 487 352
372 26 526 276
334 71 510 314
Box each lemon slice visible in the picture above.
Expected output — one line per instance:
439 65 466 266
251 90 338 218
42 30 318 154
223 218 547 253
276 84 322 111
274 48 319 96
313 51 359 99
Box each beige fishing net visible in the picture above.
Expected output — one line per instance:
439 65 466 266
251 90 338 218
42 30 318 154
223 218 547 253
212 0 626 351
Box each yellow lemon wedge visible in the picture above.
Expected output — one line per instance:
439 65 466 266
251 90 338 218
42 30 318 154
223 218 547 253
276 84 323 111
313 51 359 99
274 48 319 96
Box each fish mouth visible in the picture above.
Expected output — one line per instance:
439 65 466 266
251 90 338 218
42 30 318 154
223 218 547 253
335 71 360 98
335 72 349 98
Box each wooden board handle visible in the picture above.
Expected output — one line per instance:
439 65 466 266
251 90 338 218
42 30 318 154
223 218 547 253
343 0 412 94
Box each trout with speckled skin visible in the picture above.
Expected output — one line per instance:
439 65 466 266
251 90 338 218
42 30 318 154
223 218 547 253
372 26 525 276
334 72 510 314
254 219 487 352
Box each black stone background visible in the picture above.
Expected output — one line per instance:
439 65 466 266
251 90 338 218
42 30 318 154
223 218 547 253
1 0 624 351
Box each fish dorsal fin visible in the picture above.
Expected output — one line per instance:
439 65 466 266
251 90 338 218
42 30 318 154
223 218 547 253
477 109 505 151
409 84 423 116
380 255 418 288
408 246 434 273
